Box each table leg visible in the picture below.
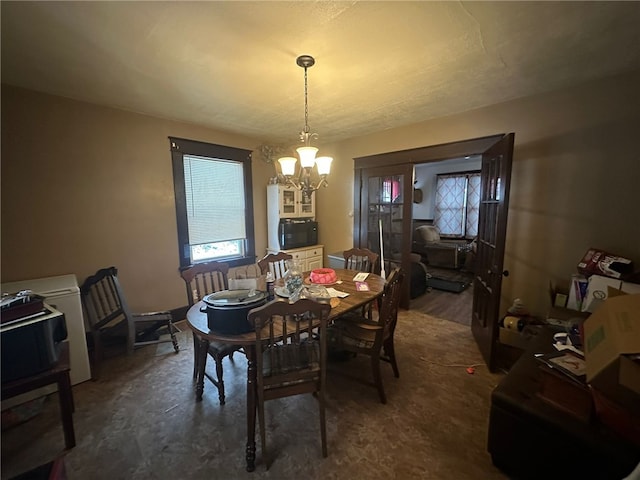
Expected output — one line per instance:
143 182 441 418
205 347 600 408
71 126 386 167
195 337 209 401
245 347 257 472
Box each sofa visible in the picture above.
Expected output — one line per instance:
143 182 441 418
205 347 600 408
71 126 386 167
411 224 471 270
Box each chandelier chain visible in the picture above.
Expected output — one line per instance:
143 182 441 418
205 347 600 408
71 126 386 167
303 65 310 137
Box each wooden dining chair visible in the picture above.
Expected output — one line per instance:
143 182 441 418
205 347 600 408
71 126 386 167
258 252 293 280
327 268 404 404
80 267 179 378
248 298 331 469
180 261 243 405
343 247 379 274
343 247 380 319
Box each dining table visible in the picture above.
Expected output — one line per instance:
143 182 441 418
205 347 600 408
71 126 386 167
186 268 386 472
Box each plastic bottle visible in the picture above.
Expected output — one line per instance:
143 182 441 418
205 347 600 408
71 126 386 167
266 271 275 300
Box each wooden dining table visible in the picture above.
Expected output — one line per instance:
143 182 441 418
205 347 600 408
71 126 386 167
186 268 386 472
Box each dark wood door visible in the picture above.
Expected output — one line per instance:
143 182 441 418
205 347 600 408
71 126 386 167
471 133 514 372
355 164 414 308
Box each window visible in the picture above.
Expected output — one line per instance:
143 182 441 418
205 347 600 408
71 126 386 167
434 171 481 239
170 137 255 268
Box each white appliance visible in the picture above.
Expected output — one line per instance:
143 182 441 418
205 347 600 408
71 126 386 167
1 274 91 408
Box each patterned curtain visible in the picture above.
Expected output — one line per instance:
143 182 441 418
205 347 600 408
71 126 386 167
434 172 481 239
465 173 481 238
434 175 466 236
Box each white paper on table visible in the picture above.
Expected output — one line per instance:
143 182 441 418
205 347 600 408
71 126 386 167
326 288 349 298
553 343 584 356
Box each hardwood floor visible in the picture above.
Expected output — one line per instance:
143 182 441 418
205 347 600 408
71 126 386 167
410 267 474 325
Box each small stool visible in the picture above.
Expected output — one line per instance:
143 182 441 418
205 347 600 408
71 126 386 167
1 342 75 450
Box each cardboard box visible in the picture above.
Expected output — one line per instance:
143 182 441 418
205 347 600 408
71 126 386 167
581 274 622 313
583 293 640 413
622 282 640 295
577 248 633 279
546 306 589 330
499 324 544 350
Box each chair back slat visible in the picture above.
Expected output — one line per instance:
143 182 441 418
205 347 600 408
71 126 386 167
258 252 293 280
379 268 404 342
81 267 131 330
180 261 229 305
343 248 379 274
249 299 329 378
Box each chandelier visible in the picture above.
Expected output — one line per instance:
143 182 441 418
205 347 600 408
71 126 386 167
278 55 332 195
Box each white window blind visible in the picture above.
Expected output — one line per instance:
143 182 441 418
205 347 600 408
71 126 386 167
183 155 246 245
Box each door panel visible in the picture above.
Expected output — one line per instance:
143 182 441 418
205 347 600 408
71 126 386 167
471 133 514 372
356 165 414 308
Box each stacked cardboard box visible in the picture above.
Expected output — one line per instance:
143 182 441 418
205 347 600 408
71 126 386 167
583 293 640 445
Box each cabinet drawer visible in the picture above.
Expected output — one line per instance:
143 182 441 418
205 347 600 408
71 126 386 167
289 251 306 261
308 247 323 258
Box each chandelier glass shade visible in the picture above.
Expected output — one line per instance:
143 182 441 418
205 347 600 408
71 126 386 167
277 55 332 194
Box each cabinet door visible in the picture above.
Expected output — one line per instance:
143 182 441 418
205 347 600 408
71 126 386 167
298 190 315 217
280 188 297 217
307 256 323 271
306 246 323 270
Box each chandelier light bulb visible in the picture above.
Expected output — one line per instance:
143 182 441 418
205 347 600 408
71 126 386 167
315 156 333 175
278 157 297 176
296 146 318 168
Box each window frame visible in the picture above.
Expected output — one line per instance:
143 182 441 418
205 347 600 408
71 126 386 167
170 136 256 269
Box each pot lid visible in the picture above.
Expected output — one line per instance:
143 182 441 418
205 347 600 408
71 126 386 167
203 289 266 307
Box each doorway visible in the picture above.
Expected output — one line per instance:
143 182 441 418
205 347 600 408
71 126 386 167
353 133 514 372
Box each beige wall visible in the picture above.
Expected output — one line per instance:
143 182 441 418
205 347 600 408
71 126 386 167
1 85 273 311
3 69 640 318
316 70 640 317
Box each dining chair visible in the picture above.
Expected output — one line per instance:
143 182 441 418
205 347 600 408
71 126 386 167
248 298 331 469
343 247 379 274
258 252 293 280
180 261 243 405
80 266 179 378
343 247 380 319
327 267 404 404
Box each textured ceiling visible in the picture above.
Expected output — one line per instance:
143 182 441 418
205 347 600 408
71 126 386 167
2 1 640 146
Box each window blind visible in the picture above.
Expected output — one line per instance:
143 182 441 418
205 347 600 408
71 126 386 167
183 154 246 245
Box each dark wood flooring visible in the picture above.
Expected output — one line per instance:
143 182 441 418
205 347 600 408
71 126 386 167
410 267 474 325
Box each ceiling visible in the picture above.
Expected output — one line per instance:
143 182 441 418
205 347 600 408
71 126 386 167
2 1 640 147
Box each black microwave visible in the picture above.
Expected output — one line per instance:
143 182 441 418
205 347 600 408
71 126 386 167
279 219 318 249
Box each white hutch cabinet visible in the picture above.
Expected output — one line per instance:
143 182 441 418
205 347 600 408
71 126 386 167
266 184 323 269
267 184 315 218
